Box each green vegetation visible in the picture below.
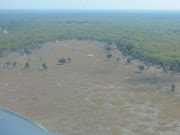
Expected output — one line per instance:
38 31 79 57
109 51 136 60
12 61 17 68
0 10 180 71
138 65 145 73
106 47 112 52
25 62 29 68
154 69 157 83
171 84 175 92
42 63 48 70
6 61 11 68
67 57 72 63
58 58 66 65
127 57 132 63
117 58 120 62
106 53 112 60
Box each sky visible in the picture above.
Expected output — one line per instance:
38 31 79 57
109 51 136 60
1 0 180 10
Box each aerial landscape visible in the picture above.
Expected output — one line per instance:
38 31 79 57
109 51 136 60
0 1 180 135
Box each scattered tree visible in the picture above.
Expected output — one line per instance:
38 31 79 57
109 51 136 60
145 62 150 69
42 63 48 70
58 58 66 65
117 58 120 62
106 47 112 52
67 57 72 63
106 53 112 60
171 84 175 92
127 57 132 63
154 69 157 83
138 65 145 73
6 61 11 68
12 62 17 68
25 62 29 68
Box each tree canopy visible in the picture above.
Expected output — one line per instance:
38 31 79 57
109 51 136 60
58 58 66 65
0 10 180 71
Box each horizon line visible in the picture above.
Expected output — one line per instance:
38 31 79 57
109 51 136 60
0 9 180 11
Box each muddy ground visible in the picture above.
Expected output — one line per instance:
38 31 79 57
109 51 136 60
0 40 179 135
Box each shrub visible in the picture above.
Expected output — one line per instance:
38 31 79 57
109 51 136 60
138 65 145 73
171 84 175 92
106 47 112 52
106 53 112 60
13 61 17 68
6 61 11 68
25 62 29 68
58 58 66 65
127 57 132 63
67 57 72 63
42 63 48 70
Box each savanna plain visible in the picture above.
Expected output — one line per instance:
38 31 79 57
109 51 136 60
0 40 179 135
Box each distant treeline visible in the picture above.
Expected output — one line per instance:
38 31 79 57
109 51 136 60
0 10 180 71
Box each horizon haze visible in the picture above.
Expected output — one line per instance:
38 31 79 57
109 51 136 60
1 0 180 10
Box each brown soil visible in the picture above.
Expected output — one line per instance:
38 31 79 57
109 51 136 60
0 40 179 135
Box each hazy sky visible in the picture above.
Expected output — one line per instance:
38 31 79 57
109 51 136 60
1 0 180 9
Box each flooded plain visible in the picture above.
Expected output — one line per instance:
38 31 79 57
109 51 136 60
0 40 179 135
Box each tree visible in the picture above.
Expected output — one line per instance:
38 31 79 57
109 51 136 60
107 40 112 45
138 65 145 73
117 58 120 62
145 62 150 69
25 62 29 68
171 84 175 92
58 58 66 65
24 49 31 55
6 61 11 68
42 63 48 70
154 69 157 83
106 47 112 52
67 57 71 63
12 62 17 68
106 53 112 60
127 57 132 63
